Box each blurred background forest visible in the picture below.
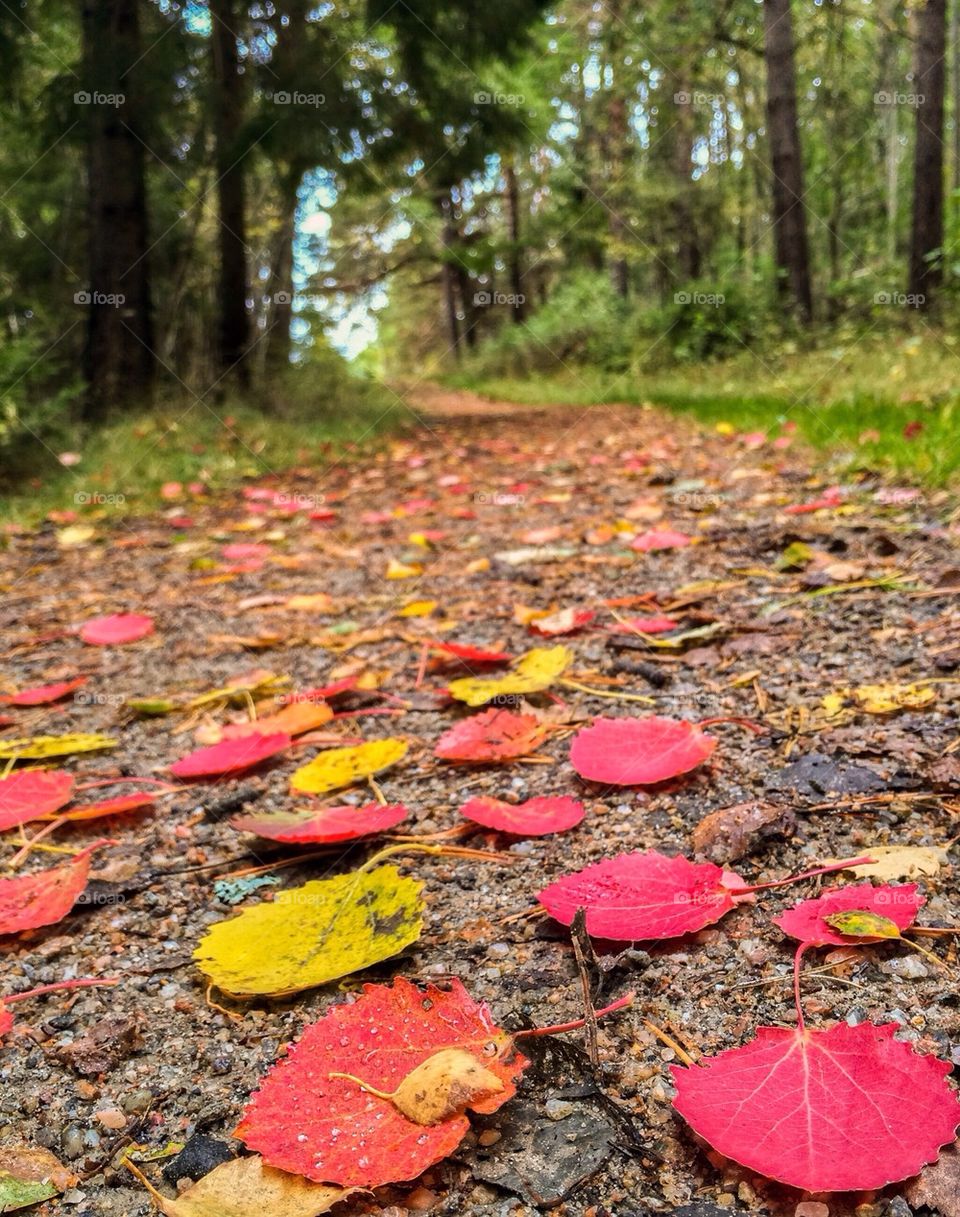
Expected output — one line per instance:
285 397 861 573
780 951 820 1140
1 0 959 503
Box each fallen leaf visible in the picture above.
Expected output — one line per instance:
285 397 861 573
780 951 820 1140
448 646 572 706
216 702 333 741
170 733 291 779
429 641 511 664
691 800 795 863
236 978 526 1186
528 608 595 636
290 738 408 795
0 843 109 935
538 850 751 940
0 678 87 707
460 795 584 836
672 1021 960 1191
57 792 156 822
79 613 155 645
0 734 116 760
434 709 547 762
194 864 423 995
569 716 716 785
774 882 924 946
0 1146 76 1211
127 1153 352 1217
605 615 678 635
852 681 937 715
0 770 75 831
231 802 408 844
630 529 691 552
826 845 946 881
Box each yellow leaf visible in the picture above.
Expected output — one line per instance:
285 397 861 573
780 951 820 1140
386 559 422 579
512 604 546 625
465 557 490 574
852 682 936 715
284 593 334 612
823 910 901 939
290 738 408 795
399 600 437 617
126 1154 354 1216
57 525 96 548
0 734 116 760
193 864 423 996
448 645 572 707
827 846 946 882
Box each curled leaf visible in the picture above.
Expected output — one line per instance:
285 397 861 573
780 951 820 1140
231 802 408 845
290 738 408 795
170 733 291 779
460 795 584 837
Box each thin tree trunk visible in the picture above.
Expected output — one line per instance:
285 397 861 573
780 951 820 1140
210 0 250 385
762 0 814 321
605 0 630 297
504 160 525 322
265 174 299 373
908 0 946 305
81 0 153 418
438 198 461 358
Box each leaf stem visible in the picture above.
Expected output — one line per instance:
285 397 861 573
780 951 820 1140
739 856 876 895
514 992 634 1038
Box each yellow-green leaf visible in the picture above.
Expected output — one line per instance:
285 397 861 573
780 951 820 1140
193 864 423 996
448 645 572 707
852 682 936 715
824 910 901 939
126 1153 354 1217
0 734 116 760
0 1146 76 1212
290 738 408 795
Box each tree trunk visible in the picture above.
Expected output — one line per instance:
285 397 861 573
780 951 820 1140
504 160 525 322
210 0 250 385
605 0 630 297
438 198 461 358
908 0 946 306
265 173 299 373
762 0 813 322
81 0 153 418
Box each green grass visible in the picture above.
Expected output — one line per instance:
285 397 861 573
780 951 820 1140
448 332 960 487
0 372 408 524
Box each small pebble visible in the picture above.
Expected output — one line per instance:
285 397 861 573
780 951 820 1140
95 1107 126 1131
795 1203 830 1217
544 1097 575 1120
406 1186 438 1211
478 1128 501 1147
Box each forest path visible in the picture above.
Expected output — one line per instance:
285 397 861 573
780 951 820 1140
0 395 957 1214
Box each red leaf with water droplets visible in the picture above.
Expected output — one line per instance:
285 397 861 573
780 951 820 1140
0 770 75 831
170 732 291 779
569 716 716 785
0 842 107 935
79 613 154 645
672 1021 960 1191
630 529 690 552
430 641 511 664
529 609 595 636
231 802 408 844
236 978 527 1187
538 850 750 940
460 795 584 837
434 709 547 762
775 882 924 946
0 678 87 706
605 615 678 635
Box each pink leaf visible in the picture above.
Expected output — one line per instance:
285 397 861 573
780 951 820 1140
0 678 87 706
538 850 750 940
79 613 154 646
569 716 716 785
672 1022 960 1191
774 882 924 946
231 802 408 844
170 732 291 779
0 770 75 831
630 529 690 552
460 795 584 837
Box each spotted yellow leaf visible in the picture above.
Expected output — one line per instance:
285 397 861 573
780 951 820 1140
447 645 573 707
852 682 936 715
824 910 902 939
193 864 423 996
0 734 116 760
290 738 408 795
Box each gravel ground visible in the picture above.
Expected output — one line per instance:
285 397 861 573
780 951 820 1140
1 392 959 1217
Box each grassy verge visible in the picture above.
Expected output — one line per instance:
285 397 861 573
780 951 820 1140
447 334 960 487
0 372 408 524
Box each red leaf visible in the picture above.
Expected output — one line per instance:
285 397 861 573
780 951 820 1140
460 795 584 837
672 1022 960 1191
58 793 156 822
0 1006 12 1036
0 843 106 935
630 529 691 552
170 732 291 779
529 609 595 636
605 615 678 635
538 850 750 940
79 613 154 646
775 882 924 946
0 770 75 831
231 802 408 844
434 709 547 762
784 486 843 515
0 678 87 706
430 641 511 664
236 978 527 1187
569 716 716 785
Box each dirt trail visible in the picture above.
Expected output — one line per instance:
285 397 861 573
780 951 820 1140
0 394 958 1216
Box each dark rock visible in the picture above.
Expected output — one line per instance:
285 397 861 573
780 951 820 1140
161 1134 236 1185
